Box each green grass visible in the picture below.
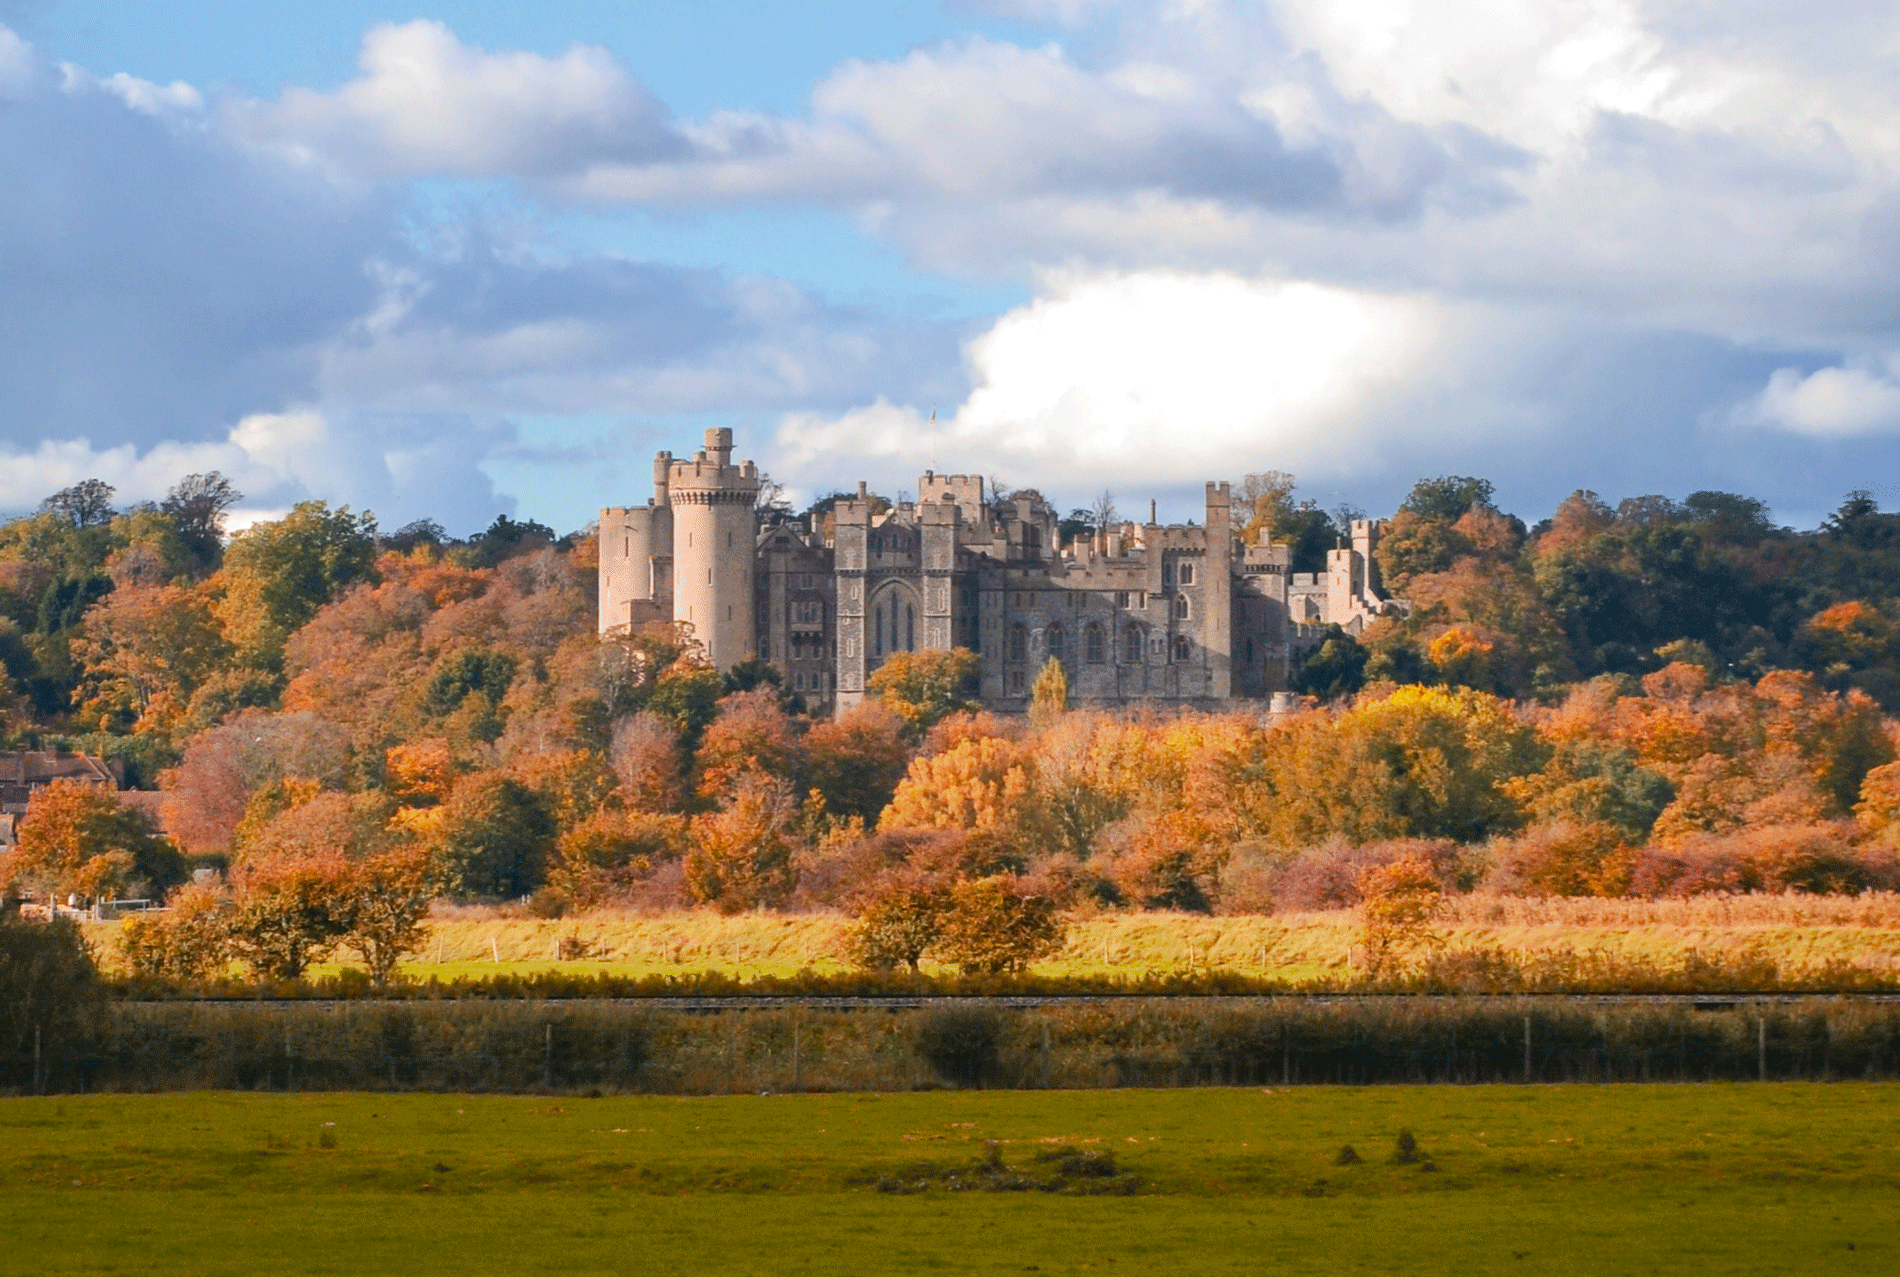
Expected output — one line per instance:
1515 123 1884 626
3 1084 1896 1273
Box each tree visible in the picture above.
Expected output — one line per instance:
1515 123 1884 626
684 775 799 912
0 918 102 1088
40 479 117 529
1292 627 1367 700
695 687 806 798
339 846 443 986
117 883 233 981
610 711 686 811
432 773 556 899
1029 657 1069 727
882 735 1032 832
931 876 1063 975
548 809 685 908
1355 855 1444 975
158 710 351 855
867 648 981 735
214 501 378 669
227 855 352 980
806 703 911 826
71 582 230 736
160 472 240 566
1 779 184 903
842 875 951 973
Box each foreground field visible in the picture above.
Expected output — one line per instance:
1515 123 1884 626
78 892 1900 983
2 1084 1894 1273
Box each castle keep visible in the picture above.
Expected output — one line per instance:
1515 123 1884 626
600 429 1399 715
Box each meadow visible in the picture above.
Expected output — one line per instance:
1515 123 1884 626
1 1084 1894 1274
78 893 1900 984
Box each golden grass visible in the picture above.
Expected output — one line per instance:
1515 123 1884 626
81 892 1900 981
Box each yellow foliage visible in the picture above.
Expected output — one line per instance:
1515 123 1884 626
882 735 1032 832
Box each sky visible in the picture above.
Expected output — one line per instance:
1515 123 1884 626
4 1 1900 535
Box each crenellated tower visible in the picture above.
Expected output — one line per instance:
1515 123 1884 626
666 428 760 669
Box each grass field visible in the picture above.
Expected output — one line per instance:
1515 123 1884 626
3 1084 1895 1273
78 892 1900 984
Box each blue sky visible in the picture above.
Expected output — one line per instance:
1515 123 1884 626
4 1 1900 534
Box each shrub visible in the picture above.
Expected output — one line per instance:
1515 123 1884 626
0 918 102 1088
1492 821 1637 897
913 1004 1005 1086
117 883 232 980
842 878 951 973
227 856 353 979
1357 856 1445 974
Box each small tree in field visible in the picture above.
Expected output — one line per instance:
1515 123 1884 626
339 847 442 986
1356 855 1445 976
684 775 799 912
228 857 352 980
843 876 951 973
933 876 1064 975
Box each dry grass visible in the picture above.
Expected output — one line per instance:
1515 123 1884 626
77 892 1900 982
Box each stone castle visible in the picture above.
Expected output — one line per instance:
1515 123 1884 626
599 429 1401 716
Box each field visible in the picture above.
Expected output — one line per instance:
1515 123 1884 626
77 892 1900 983
2 1084 1895 1273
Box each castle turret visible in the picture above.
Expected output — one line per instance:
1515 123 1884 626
598 450 674 636
668 428 760 669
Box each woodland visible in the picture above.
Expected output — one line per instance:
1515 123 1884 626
7 472 1900 985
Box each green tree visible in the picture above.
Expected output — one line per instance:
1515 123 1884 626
0 918 102 1088
1292 628 1368 700
214 502 378 669
867 648 981 735
433 774 556 900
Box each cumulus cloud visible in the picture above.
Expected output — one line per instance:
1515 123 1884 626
1739 363 1900 438
246 20 682 179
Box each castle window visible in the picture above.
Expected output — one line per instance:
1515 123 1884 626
1008 623 1028 663
905 603 915 651
873 604 885 657
802 574 814 589
1047 623 1065 661
792 635 804 660
1178 563 1194 585
1009 670 1025 694
1173 635 1191 662
1174 594 1190 619
1123 625 1142 663
1115 591 1130 609
1245 637 1255 662
794 671 805 690
1085 624 1105 664
1162 560 1173 585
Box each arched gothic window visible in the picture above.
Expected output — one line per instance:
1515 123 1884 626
1085 623 1105 664
1123 625 1142 664
1173 594 1190 619
1047 623 1065 661
1008 623 1028 663
1173 635 1191 662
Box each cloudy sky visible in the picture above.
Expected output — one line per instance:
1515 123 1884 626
4 1 1899 533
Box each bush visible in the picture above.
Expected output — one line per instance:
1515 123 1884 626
913 1004 1005 1086
117 884 232 980
0 918 102 1089
932 877 1063 975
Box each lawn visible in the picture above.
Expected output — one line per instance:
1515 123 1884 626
77 892 1900 985
3 1084 1894 1273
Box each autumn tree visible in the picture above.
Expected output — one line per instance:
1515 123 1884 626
882 734 1032 832
931 876 1063 975
806 702 910 826
339 846 443 986
1 779 184 903
695 687 806 798
72 582 230 736
841 873 951 973
548 809 686 908
867 648 981 735
684 775 800 912
117 882 234 981
1356 855 1444 974
227 855 353 980
1029 656 1069 728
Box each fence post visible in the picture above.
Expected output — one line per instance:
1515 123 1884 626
1523 1015 1532 1083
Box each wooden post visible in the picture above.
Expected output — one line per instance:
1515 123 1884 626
490 936 500 964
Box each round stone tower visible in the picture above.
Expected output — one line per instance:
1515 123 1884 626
668 427 760 669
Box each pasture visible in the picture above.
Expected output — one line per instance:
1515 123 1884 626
2 1083 1894 1273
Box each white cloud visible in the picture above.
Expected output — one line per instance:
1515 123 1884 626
247 20 680 178
1740 363 1900 438
773 271 1474 493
